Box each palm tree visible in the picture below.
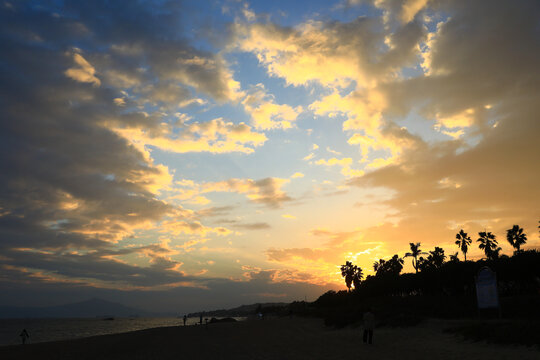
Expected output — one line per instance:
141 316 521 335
374 255 404 276
352 267 364 289
341 261 355 291
418 247 446 271
405 242 427 273
506 225 527 253
428 247 446 269
341 261 362 291
477 231 501 260
373 259 385 274
455 229 472 261
416 256 427 272
387 254 404 275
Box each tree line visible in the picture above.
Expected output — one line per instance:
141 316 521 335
340 224 531 291
308 224 539 328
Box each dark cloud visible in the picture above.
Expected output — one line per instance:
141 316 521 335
2 252 171 288
233 222 271 230
195 206 237 219
250 178 293 208
0 1 239 294
381 0 540 119
0 264 336 313
350 0 540 220
62 0 240 103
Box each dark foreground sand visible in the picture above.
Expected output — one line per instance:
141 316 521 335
1 317 538 360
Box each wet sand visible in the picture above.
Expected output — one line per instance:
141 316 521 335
0 317 538 360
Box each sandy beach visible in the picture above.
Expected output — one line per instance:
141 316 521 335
0 317 538 360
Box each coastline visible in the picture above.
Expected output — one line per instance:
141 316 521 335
0 316 242 346
0 317 538 360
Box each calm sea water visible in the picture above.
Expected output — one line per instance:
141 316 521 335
0 317 229 346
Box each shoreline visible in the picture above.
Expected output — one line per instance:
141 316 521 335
0 317 538 359
0 316 247 346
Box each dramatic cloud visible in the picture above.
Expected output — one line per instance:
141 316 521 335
1 0 538 312
0 1 253 298
344 0 540 258
234 8 426 169
234 0 539 278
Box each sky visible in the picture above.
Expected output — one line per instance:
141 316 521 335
1 0 539 313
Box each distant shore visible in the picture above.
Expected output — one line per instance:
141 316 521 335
1 317 538 360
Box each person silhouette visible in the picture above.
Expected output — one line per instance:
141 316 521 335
362 308 375 345
20 329 29 345
183 314 187 326
199 314 203 325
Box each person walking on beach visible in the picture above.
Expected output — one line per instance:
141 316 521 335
19 328 29 345
362 308 375 345
183 314 187 326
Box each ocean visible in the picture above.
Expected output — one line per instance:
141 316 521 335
0 316 231 346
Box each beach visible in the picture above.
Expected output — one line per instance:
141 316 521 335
0 317 538 360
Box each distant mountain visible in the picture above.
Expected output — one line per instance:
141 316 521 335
189 302 289 317
0 298 156 318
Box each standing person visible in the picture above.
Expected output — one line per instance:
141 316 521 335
362 308 375 345
19 329 29 345
199 314 203 325
183 314 187 326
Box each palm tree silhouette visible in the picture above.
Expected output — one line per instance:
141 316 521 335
341 261 362 291
477 231 501 260
428 246 446 268
373 255 403 276
405 242 427 273
352 266 364 289
373 259 385 273
387 254 404 275
506 225 527 253
455 229 471 261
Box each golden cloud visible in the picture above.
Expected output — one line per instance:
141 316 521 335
234 20 377 87
65 52 101 86
113 118 267 154
161 220 232 237
315 157 364 177
171 176 293 209
242 84 303 130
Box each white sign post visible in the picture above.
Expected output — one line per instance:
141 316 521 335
475 266 501 317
